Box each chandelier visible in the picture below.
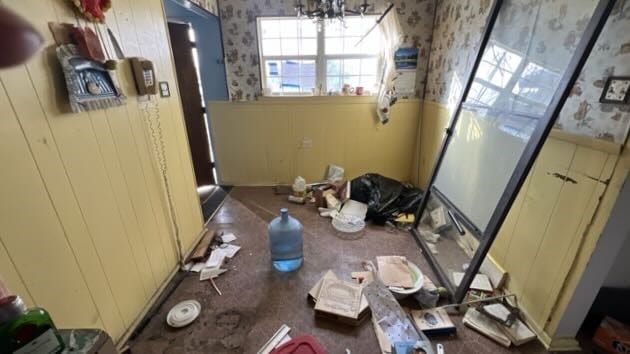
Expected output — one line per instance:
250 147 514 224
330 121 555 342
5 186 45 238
295 0 372 25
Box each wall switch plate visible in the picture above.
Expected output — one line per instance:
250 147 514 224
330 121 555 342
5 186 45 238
600 76 630 104
159 81 171 98
301 138 313 149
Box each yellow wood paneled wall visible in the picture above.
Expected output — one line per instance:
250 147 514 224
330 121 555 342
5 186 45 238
0 0 203 342
209 97 421 185
418 100 624 345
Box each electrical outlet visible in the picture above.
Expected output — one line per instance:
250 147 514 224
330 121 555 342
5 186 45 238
301 138 313 149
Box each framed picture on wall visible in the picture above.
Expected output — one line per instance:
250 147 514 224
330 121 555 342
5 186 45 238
600 76 630 104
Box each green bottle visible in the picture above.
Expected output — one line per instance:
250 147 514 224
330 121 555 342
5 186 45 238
0 296 65 353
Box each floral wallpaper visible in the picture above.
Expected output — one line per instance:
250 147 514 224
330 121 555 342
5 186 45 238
424 0 630 144
217 0 437 101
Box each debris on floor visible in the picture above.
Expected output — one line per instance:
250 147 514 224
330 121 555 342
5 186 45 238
270 335 327 354
593 316 630 354
452 272 493 293
309 270 370 326
410 308 456 335
166 300 201 328
258 324 291 354
182 228 243 296
350 173 423 225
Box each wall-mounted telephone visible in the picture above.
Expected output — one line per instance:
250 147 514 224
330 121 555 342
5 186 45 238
130 57 157 95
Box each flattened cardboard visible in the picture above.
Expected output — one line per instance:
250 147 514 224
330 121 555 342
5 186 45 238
314 277 362 320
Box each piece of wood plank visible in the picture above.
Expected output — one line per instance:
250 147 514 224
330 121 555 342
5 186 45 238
480 255 507 290
189 229 216 262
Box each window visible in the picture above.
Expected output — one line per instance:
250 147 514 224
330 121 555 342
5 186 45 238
257 17 382 96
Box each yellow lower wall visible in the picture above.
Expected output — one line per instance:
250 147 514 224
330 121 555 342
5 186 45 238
0 0 203 342
420 100 626 346
209 97 421 185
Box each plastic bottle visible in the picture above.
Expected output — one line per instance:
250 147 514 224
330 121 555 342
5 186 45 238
268 208 304 272
0 295 65 353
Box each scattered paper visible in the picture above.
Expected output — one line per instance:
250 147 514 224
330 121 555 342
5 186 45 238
218 244 241 258
453 272 493 292
200 267 227 281
463 309 511 347
221 233 237 243
377 256 414 288
206 250 226 268
419 229 440 243
190 262 206 273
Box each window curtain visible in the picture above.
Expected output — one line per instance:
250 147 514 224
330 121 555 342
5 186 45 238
376 9 403 124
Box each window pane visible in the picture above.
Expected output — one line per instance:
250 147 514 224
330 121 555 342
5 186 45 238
361 58 378 76
343 59 361 76
262 39 281 55
266 60 281 76
267 77 282 92
281 38 299 55
300 77 316 93
282 60 300 76
359 76 378 89
343 37 362 55
300 20 317 37
325 38 344 55
344 76 361 88
280 19 298 37
261 19 281 38
300 60 316 76
360 34 381 55
343 18 365 36
327 60 341 76
327 76 342 92
282 76 300 92
326 21 343 37
299 38 317 55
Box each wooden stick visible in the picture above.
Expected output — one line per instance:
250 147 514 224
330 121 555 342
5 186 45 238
209 278 222 296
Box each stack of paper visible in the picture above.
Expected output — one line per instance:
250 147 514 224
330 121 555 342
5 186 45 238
483 304 536 346
463 307 536 347
463 309 511 347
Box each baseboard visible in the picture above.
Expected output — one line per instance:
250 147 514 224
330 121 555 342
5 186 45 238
115 225 208 350
546 337 582 351
513 301 582 351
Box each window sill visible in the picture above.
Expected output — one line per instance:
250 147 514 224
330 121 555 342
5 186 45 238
255 95 420 105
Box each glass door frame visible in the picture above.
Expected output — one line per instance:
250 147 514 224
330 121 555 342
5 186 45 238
410 0 617 303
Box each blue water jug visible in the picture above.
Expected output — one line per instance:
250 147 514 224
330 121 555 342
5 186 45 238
268 208 303 272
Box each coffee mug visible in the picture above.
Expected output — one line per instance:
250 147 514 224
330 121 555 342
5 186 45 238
355 86 364 96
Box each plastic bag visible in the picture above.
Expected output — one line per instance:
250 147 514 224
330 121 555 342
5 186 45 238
350 173 423 224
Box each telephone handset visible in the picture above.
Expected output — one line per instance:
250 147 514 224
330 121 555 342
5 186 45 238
130 57 157 95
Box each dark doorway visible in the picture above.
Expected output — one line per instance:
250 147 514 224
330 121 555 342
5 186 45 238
164 0 230 222
168 21 215 187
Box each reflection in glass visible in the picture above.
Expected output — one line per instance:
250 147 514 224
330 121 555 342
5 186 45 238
424 0 598 294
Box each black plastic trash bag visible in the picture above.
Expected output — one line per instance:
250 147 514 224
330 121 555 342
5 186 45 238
350 173 423 224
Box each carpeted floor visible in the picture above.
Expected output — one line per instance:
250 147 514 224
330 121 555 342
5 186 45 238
128 187 583 354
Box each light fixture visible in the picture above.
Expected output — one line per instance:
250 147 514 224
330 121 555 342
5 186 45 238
295 0 371 27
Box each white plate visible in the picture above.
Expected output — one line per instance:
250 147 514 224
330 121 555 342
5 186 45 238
166 300 201 328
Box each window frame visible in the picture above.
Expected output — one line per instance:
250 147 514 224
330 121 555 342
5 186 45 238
257 16 382 96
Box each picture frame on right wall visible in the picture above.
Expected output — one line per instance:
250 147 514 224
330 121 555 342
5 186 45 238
600 76 630 104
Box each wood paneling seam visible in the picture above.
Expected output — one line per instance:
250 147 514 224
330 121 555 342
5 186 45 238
0 234 37 306
86 116 150 299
